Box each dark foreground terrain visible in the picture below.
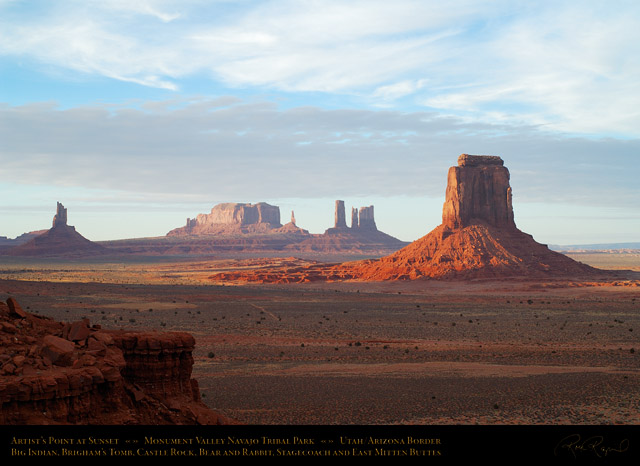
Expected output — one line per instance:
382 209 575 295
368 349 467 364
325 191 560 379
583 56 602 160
1 255 638 425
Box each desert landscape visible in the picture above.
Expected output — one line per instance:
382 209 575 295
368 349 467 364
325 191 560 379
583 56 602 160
4 4 640 461
1 262 639 426
2 155 638 429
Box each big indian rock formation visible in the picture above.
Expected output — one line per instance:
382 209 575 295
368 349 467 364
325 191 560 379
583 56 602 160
0 298 236 425
6 202 107 257
336 154 600 280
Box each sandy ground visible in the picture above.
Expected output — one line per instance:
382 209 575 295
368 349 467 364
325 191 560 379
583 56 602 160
0 253 639 425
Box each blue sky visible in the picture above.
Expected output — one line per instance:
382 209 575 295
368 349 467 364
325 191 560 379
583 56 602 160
1 0 639 244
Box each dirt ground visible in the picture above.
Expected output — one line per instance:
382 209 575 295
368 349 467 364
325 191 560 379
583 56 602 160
0 254 639 425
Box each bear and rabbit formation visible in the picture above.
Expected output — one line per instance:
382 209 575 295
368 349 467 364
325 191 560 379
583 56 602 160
209 154 601 283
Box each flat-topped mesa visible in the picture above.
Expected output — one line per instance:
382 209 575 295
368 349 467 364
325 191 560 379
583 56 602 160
202 202 281 226
442 154 515 230
457 154 504 167
170 202 283 236
334 200 347 228
52 202 68 228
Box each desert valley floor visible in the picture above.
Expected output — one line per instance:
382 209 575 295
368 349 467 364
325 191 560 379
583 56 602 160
0 252 639 425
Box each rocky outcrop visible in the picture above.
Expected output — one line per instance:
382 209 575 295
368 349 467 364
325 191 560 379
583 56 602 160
52 202 68 229
334 200 347 229
274 210 310 235
326 201 379 234
443 154 514 229
5 203 106 257
168 202 283 236
334 154 601 280
358 206 377 230
0 298 235 425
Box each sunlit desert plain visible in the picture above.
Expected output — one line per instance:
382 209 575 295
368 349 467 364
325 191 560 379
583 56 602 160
1 249 638 425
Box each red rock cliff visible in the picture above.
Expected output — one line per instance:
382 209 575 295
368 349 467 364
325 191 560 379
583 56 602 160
0 299 235 425
168 202 283 236
442 154 514 229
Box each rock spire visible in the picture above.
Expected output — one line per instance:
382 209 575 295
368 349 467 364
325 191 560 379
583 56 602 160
334 200 347 228
52 202 68 228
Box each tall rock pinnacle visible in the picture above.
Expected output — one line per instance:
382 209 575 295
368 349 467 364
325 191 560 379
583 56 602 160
442 154 514 230
52 202 68 229
351 207 359 229
334 200 347 228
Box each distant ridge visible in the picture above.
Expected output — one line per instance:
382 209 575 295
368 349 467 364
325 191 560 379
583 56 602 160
550 242 640 251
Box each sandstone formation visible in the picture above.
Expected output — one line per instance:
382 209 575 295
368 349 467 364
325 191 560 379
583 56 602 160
150 200 404 257
274 212 310 235
0 298 236 425
335 154 600 280
168 202 286 236
52 201 68 228
358 206 376 230
334 200 347 228
6 203 107 257
316 200 405 253
325 201 379 234
443 154 514 229
208 155 604 282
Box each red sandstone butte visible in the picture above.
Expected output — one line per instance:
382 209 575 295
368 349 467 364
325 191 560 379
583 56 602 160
335 154 600 280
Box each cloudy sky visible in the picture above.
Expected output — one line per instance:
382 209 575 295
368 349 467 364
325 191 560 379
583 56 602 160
1 0 639 244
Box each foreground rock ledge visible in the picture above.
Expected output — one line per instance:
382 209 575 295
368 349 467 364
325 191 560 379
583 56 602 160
0 299 237 425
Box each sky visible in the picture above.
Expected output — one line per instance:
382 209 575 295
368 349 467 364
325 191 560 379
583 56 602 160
1 0 639 245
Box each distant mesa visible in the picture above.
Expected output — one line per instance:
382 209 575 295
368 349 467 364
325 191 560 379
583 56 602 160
168 202 308 236
5 202 107 257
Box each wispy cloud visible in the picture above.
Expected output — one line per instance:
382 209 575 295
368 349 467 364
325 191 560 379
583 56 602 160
1 98 638 206
2 1 638 135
